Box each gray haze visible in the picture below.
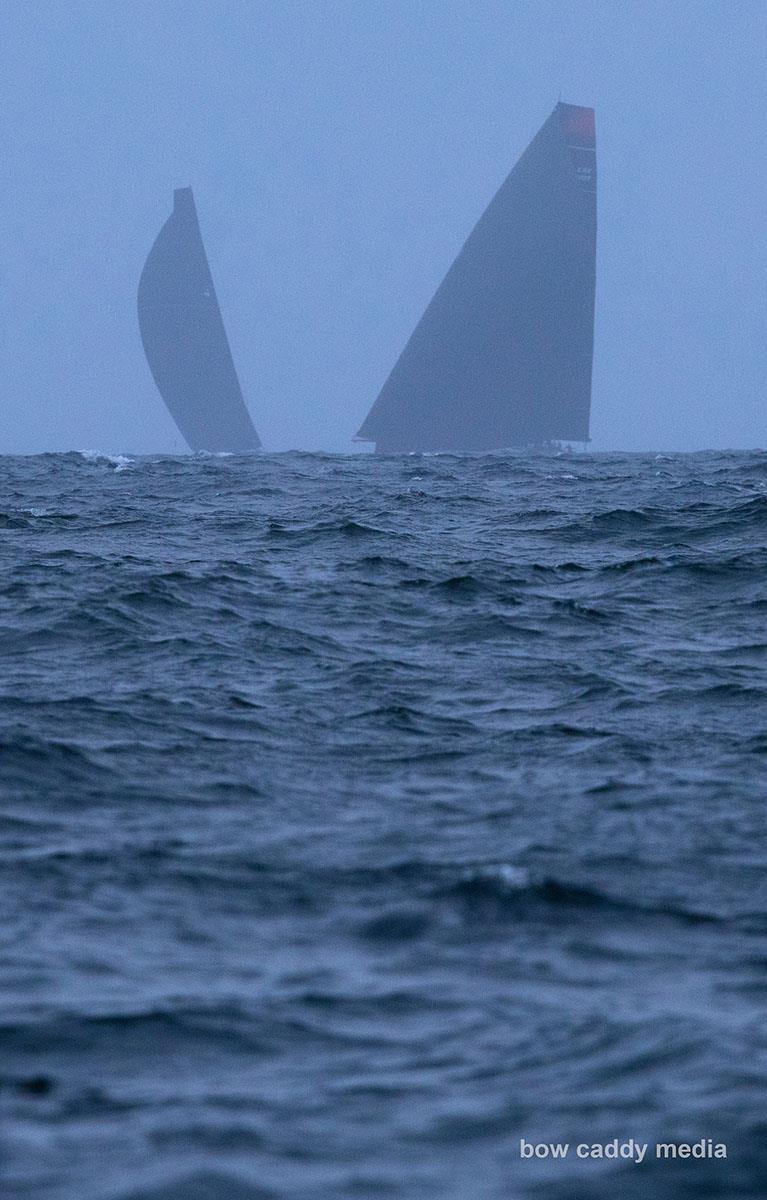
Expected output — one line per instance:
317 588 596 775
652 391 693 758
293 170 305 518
3 0 766 454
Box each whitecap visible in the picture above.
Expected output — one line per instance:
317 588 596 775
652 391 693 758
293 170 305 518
77 450 134 471
467 863 530 890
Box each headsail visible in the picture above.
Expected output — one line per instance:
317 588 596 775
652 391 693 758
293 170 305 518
138 188 261 452
356 103 596 453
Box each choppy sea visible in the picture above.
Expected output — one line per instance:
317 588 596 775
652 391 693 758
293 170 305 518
1 449 766 1200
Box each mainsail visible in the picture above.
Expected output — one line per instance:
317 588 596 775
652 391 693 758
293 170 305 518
356 103 596 453
138 187 261 452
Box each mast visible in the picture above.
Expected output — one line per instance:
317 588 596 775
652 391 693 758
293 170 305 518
356 103 596 453
138 188 261 453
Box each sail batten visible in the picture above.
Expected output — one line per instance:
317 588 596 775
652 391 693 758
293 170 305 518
356 103 596 453
138 188 261 453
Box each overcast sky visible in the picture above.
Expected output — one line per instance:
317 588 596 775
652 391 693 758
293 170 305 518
3 0 766 453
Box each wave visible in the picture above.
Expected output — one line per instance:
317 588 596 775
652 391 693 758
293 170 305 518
0 1004 273 1058
1 448 765 1200
0 734 111 789
115 1172 274 1200
429 863 723 926
79 451 135 471
3 839 739 931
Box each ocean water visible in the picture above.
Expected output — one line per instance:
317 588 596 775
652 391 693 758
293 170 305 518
1 449 766 1200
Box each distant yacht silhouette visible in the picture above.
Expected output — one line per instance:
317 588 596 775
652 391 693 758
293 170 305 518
355 103 597 453
138 187 261 453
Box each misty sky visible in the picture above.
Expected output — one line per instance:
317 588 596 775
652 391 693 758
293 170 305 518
3 0 766 454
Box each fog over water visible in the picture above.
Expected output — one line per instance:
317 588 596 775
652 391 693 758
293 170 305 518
3 0 767 453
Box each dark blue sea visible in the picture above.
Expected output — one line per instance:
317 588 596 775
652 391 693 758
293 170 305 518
1 450 766 1200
